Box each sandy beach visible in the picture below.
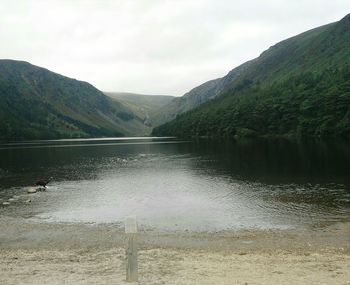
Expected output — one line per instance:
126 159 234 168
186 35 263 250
1 248 350 285
1 216 349 285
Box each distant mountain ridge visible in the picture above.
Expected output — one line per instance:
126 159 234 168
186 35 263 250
153 14 350 139
105 92 174 126
0 60 149 141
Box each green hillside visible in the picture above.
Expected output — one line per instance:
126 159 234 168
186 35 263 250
153 14 350 139
150 60 253 127
0 60 149 141
105 92 174 126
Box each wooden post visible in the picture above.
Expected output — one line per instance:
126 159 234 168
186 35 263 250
125 216 138 282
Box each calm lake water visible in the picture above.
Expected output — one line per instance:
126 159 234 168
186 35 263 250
0 137 349 232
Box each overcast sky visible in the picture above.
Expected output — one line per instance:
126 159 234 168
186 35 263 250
1 1 349 95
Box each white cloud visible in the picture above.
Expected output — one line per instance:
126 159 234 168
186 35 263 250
0 0 349 95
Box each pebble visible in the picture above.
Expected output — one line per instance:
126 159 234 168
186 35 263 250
2 202 10 206
24 199 32 203
27 187 37 194
8 198 15 202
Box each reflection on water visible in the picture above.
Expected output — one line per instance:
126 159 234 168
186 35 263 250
0 137 349 231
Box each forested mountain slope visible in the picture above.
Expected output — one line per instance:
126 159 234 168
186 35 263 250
0 60 149 141
150 60 253 127
153 14 350 139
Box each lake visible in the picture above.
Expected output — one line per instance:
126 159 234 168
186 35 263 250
0 137 349 232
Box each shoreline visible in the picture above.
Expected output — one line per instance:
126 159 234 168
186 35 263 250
1 217 349 284
1 216 350 252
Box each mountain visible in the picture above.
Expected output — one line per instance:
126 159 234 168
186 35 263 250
153 14 350 139
0 60 149 141
105 92 174 126
150 60 254 127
